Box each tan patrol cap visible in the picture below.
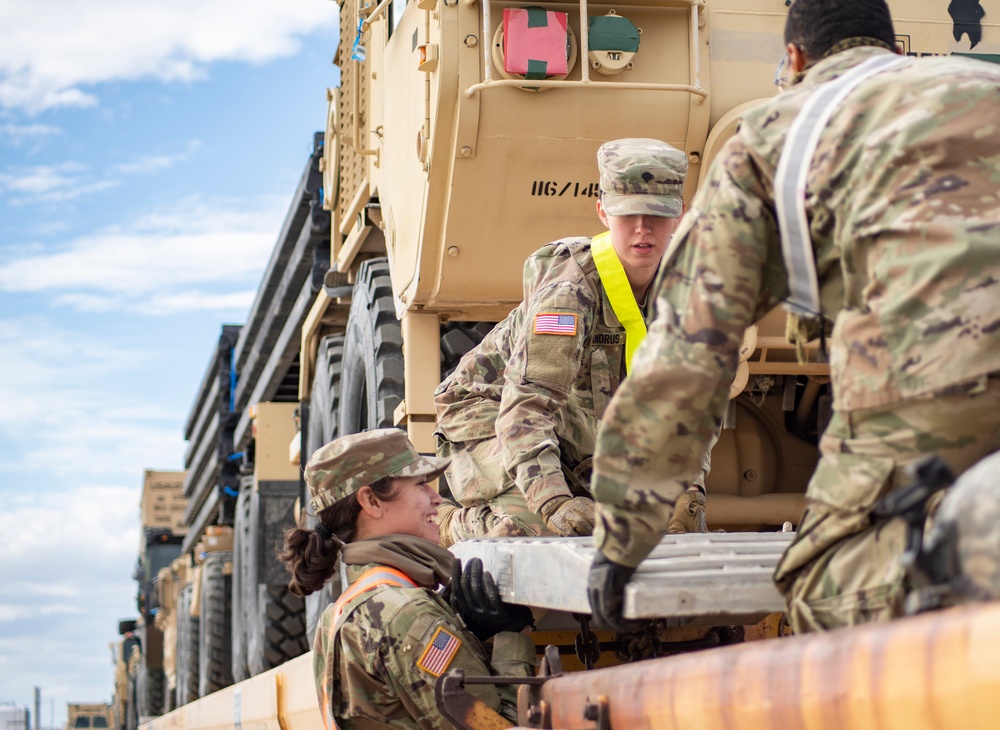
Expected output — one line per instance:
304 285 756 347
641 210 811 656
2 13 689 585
306 428 450 514
598 137 688 217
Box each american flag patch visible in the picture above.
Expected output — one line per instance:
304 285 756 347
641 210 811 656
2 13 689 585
533 312 577 336
416 626 462 677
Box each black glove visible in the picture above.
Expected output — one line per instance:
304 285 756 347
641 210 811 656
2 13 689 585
447 558 534 641
587 552 642 632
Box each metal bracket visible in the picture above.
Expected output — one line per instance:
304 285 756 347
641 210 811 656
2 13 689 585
519 645 563 729
435 668 548 730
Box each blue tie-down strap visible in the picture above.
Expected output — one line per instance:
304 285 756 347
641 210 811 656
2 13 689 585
352 19 367 62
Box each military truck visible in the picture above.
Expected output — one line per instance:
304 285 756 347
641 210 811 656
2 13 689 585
109 620 139 730
117 471 186 728
156 174 331 709
136 0 1000 728
64 704 112 730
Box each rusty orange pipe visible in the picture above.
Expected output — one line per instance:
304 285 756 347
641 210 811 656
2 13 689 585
540 602 1000 730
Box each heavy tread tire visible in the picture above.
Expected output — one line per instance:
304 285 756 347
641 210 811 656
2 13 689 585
259 584 309 667
231 486 253 683
140 668 164 718
307 334 344 459
338 258 404 436
198 551 234 696
439 321 496 380
436 320 496 500
304 334 344 642
175 585 200 705
244 487 308 677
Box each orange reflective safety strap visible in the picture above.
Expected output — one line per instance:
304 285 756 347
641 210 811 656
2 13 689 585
591 231 646 372
321 567 420 729
331 566 418 629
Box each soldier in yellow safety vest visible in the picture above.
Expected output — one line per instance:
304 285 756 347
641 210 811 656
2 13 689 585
278 428 535 730
434 138 710 546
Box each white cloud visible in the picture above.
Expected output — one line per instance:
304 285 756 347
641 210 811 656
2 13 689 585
0 121 62 146
0 162 120 204
0 485 140 723
0 0 339 113
0 162 83 193
0 194 283 310
1 141 201 203
0 315 187 480
112 141 201 175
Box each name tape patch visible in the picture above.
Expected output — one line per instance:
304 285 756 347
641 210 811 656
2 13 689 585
417 626 462 677
591 333 621 346
534 312 578 336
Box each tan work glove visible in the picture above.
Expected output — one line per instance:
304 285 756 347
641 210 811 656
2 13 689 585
668 487 708 534
539 495 595 536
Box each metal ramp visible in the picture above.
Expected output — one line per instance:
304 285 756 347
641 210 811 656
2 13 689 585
449 532 794 627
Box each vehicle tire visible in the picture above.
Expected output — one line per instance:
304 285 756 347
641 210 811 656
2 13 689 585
258 584 309 668
439 321 496 380
338 258 404 436
231 485 252 683
245 584 309 676
307 333 344 459
304 333 344 641
244 483 309 676
198 551 233 696
175 585 199 705
142 668 167 717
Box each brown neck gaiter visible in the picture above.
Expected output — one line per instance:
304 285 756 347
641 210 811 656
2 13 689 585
340 534 455 589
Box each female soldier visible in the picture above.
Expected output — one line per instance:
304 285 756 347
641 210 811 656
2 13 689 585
279 428 535 730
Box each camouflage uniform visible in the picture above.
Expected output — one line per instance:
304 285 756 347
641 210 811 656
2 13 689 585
313 560 534 730
435 238 630 540
591 45 1000 632
435 139 696 543
303 430 534 729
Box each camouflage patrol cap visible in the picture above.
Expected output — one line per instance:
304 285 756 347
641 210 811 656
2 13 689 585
305 428 450 514
598 138 688 217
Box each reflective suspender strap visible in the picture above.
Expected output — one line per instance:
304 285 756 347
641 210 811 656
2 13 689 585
591 231 647 372
331 566 418 629
321 566 419 730
774 53 909 318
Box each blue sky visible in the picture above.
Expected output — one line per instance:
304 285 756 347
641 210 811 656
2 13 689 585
0 1 339 724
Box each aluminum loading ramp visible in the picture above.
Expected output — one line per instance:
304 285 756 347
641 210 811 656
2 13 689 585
449 532 795 627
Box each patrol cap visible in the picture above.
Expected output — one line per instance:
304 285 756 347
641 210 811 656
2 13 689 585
306 428 450 514
598 138 688 217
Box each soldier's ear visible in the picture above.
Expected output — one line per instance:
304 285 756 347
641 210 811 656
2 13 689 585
787 43 808 74
596 197 610 228
356 485 383 517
